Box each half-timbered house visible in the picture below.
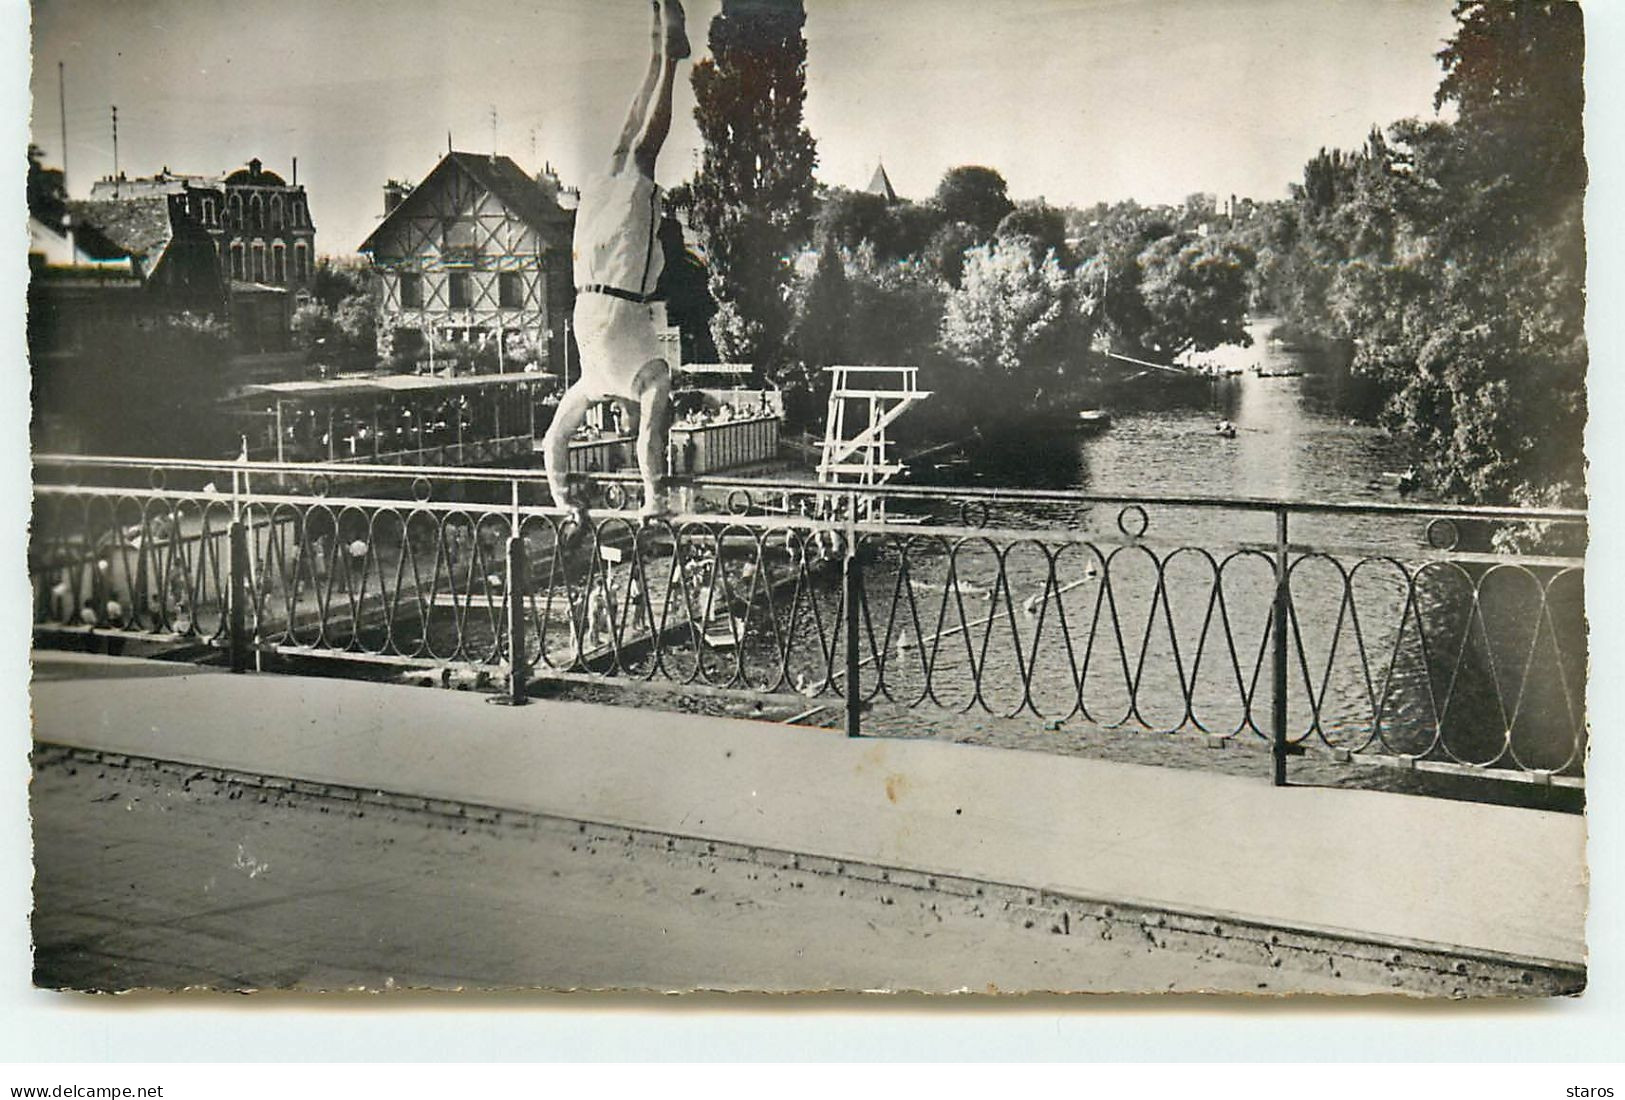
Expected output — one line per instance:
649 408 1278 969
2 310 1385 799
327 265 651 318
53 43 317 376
359 152 575 372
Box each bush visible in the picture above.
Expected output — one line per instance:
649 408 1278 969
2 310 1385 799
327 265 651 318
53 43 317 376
32 312 235 458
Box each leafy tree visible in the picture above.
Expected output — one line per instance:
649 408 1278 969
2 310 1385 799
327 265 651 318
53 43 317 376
664 180 694 219
784 239 952 429
292 289 378 372
889 202 948 260
1135 234 1255 357
940 239 1091 403
291 302 338 355
27 144 67 228
311 256 370 311
815 188 945 263
816 189 893 254
924 220 981 289
783 237 850 428
31 313 234 457
1182 192 1219 223
793 237 850 367
842 244 948 371
1249 0 1586 507
691 0 818 375
995 202 1071 266
335 295 376 354
1065 200 1199 351
1436 0 1585 214
934 166 1015 240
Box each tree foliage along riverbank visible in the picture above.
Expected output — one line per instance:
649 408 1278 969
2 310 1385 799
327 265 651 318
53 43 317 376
1224 1 1586 508
684 0 1584 509
762 178 1256 441
684 4 1251 439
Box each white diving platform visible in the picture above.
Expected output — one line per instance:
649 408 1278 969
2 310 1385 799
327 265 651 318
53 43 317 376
817 365 932 523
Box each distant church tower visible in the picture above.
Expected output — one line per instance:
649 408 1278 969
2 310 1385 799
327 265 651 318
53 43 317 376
866 160 898 204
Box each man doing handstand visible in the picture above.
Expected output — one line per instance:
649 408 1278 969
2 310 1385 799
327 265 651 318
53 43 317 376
544 0 691 523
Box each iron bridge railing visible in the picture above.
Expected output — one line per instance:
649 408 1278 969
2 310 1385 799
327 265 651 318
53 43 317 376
29 454 1587 790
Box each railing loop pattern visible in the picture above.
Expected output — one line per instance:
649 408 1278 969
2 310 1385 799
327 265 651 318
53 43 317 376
28 455 1587 792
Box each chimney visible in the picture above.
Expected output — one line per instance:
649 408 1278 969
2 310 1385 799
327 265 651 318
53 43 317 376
292 156 298 187
383 180 407 215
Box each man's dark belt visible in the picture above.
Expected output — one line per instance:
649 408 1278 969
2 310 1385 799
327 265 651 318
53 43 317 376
578 283 655 304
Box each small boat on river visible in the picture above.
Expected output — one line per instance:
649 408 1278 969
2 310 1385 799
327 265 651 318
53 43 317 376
1075 409 1112 432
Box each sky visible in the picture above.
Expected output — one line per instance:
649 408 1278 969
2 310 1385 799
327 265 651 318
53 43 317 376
26 0 1461 257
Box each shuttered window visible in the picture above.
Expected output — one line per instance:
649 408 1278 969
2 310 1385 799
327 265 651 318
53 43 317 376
499 272 522 308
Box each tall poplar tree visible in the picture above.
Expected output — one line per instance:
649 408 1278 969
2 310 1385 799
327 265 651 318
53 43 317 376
691 0 818 376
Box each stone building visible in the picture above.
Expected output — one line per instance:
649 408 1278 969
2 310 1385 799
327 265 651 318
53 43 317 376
89 158 316 296
86 159 316 363
217 158 317 293
358 151 575 372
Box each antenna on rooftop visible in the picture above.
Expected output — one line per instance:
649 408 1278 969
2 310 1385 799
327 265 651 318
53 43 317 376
110 105 119 195
57 62 67 189
490 104 498 159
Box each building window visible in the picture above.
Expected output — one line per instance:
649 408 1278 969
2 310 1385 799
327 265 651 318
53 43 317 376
448 272 470 309
442 218 476 265
442 218 475 250
252 243 265 282
499 272 522 309
229 193 242 229
201 197 215 225
399 272 423 308
231 243 245 280
294 242 309 282
270 195 284 231
273 244 286 284
250 194 264 232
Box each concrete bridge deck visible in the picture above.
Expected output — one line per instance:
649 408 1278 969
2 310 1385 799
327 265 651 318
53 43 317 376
27 651 1587 990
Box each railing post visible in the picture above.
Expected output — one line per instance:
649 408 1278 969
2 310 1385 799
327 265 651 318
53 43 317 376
228 519 249 674
1271 507 1290 786
844 520 862 739
499 528 530 707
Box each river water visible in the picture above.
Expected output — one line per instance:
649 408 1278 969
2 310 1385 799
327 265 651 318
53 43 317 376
959 318 1402 502
920 317 1417 555
830 318 1585 796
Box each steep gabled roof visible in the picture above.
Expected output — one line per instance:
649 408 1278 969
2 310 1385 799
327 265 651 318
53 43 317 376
449 152 573 229
358 151 573 254
67 197 175 265
866 162 898 204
